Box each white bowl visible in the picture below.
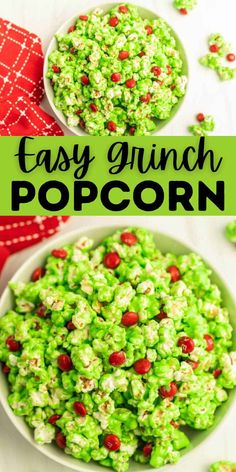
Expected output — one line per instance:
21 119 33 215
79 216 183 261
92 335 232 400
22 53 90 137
0 225 235 471
43 3 188 136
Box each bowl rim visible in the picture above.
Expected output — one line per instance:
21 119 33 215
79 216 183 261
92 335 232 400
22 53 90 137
0 223 235 472
43 1 189 137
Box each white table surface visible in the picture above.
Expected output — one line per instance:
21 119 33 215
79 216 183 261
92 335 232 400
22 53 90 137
0 215 236 472
0 0 236 135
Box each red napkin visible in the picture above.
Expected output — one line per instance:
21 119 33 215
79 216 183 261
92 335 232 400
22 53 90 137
0 18 63 136
0 216 69 272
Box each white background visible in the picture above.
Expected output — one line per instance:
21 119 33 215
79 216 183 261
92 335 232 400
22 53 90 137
0 215 236 472
0 0 236 135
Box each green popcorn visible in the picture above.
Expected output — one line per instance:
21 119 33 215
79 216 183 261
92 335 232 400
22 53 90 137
34 422 55 444
1 227 236 472
225 220 236 244
200 33 236 81
210 461 236 472
71 345 103 379
218 352 236 389
47 4 187 135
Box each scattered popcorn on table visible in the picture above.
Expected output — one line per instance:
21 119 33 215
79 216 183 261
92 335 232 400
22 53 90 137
210 461 236 472
200 33 236 81
173 0 197 15
188 113 215 136
1 227 236 472
47 4 187 136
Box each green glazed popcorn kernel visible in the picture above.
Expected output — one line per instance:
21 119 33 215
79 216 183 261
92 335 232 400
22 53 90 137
188 115 215 136
47 4 187 136
173 0 197 12
0 227 236 471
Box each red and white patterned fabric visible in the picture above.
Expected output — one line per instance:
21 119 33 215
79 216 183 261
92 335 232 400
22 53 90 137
0 216 69 272
0 18 63 136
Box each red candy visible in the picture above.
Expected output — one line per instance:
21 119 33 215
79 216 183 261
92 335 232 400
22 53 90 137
68 25 76 33
129 127 136 135
157 310 168 321
76 109 83 116
51 249 68 259
119 50 129 60
178 336 195 354
126 78 136 88
143 444 152 456
226 53 236 62
204 334 214 351
48 414 61 424
107 121 117 132
67 321 76 330
109 351 126 366
134 358 151 375
104 251 121 268
55 431 66 449
179 8 188 15
74 401 87 416
187 360 199 370
111 72 122 82
104 434 121 451
167 265 181 282
120 231 138 246
166 65 172 75
140 93 151 103
159 381 178 399
6 336 21 352
109 17 119 27
57 354 73 372
122 311 139 326
79 15 88 21
2 364 10 374
31 267 45 282
139 51 145 57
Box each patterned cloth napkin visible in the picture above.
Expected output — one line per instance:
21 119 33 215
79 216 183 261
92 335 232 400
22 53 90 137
0 216 69 272
0 18 63 136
